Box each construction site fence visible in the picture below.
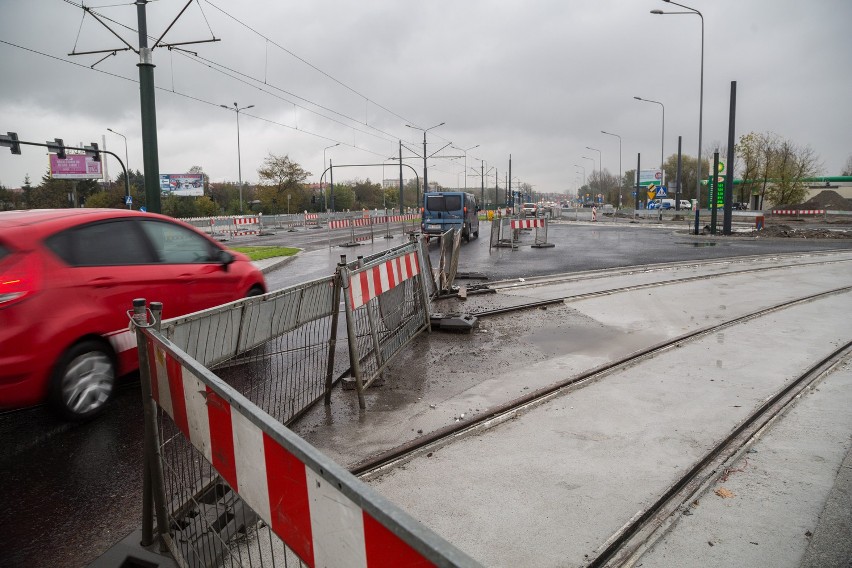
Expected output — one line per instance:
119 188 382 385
131 299 478 568
338 240 433 408
180 211 420 240
489 212 552 249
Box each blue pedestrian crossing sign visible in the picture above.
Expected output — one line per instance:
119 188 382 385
655 186 668 198
125 195 133 205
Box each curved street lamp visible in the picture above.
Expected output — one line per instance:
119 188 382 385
634 96 665 187
574 164 586 188
652 0 704 222
221 102 254 214
585 146 603 201
601 131 622 208
405 122 445 195
322 143 339 210
106 128 130 206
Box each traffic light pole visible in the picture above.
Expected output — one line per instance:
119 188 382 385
1 136 130 204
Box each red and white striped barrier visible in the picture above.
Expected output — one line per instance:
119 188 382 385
305 212 320 228
232 216 259 236
348 251 421 309
772 209 825 215
328 219 351 230
145 340 446 567
511 218 545 230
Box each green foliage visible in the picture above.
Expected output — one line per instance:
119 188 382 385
329 184 355 211
231 246 299 261
736 131 821 208
256 153 311 214
662 154 710 201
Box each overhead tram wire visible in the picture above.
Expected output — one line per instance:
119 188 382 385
0 39 390 161
203 0 420 129
57 0 429 151
170 49 403 146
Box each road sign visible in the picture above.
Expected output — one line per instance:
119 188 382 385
139 206 147 212
125 195 133 205
647 191 656 201
655 186 667 198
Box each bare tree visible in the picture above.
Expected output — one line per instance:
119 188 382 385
766 140 821 207
843 154 852 176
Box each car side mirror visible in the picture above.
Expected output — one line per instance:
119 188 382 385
217 249 235 271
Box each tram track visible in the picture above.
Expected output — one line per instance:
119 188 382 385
467 253 852 318
587 339 852 568
351 284 852 479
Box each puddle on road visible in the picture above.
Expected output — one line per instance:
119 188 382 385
527 309 667 359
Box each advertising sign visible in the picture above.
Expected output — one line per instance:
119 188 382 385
638 169 662 187
160 173 204 196
49 155 103 180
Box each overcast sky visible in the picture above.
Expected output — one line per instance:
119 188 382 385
2 0 851 195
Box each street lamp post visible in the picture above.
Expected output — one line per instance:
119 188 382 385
581 156 596 201
453 144 479 192
634 96 665 188
405 122 444 196
322 143 339 211
601 131 622 208
106 127 131 207
652 0 703 231
585 146 602 204
220 102 254 214
573 164 586 188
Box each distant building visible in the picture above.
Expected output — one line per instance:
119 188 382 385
382 178 409 188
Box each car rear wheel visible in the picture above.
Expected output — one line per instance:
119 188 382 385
49 340 116 421
247 285 264 298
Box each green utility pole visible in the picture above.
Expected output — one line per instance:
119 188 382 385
137 0 161 213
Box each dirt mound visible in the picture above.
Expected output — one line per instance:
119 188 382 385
756 224 852 239
800 190 852 211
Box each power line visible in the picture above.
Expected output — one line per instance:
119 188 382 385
203 0 421 130
0 39 389 161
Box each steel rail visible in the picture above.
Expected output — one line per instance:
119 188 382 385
588 338 852 568
469 255 852 318
350 285 852 477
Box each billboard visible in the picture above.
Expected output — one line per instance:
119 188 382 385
638 169 662 187
160 173 204 196
49 155 103 180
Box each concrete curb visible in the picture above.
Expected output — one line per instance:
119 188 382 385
252 250 303 274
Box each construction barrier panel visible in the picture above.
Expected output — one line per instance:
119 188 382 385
510 217 554 248
305 212 321 228
232 216 260 236
131 300 478 568
339 241 432 409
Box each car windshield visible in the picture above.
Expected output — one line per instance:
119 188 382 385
426 195 462 212
0 242 9 263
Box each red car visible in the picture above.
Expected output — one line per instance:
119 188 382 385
0 209 266 420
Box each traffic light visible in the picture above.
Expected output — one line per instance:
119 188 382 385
47 138 66 159
85 142 100 161
0 132 21 155
311 194 316 204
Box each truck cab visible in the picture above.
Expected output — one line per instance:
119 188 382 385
422 191 480 242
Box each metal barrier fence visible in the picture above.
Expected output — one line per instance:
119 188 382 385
159 276 341 426
339 241 432 408
131 300 478 568
510 217 554 248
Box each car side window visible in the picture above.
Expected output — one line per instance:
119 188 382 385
46 219 155 266
137 220 218 264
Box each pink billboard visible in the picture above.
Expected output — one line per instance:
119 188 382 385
49 155 103 179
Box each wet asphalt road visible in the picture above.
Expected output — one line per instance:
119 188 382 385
2 220 851 567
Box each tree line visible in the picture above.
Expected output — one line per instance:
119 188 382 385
576 131 833 208
0 152 422 216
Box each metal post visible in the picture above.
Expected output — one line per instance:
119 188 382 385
711 150 719 234
635 153 641 213
508 155 512 212
723 81 737 235
324 272 342 405
338 258 366 409
676 136 683 211
136 1 161 214
422 131 428 195
133 299 169 551
399 140 404 214
329 159 335 212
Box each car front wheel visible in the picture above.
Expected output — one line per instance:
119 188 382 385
49 340 116 421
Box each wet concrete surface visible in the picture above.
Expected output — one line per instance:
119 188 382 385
2 222 851 567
